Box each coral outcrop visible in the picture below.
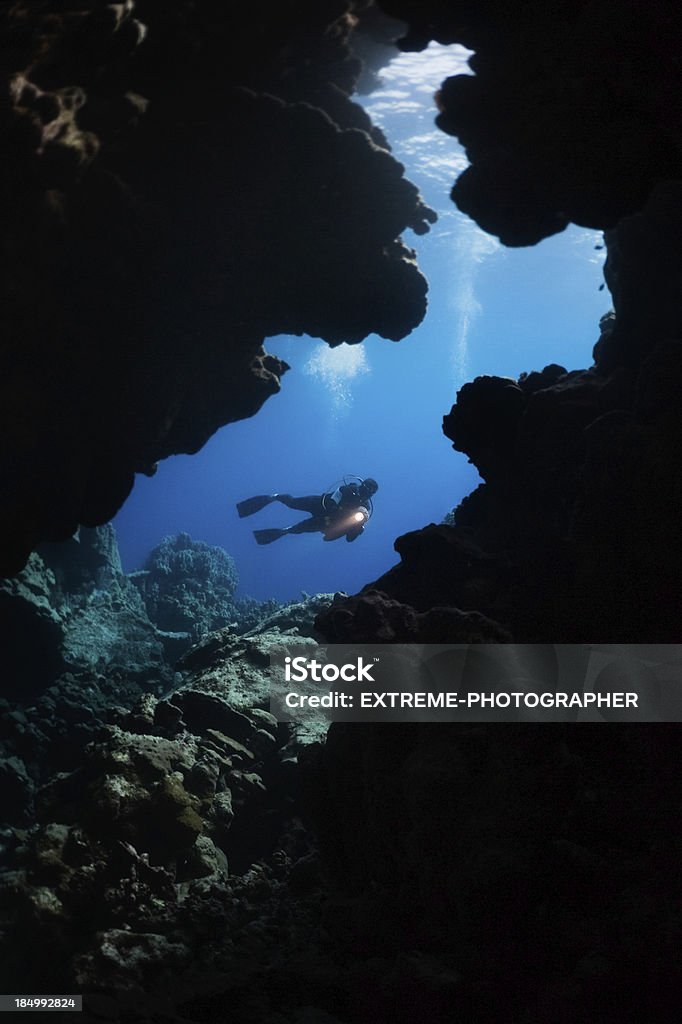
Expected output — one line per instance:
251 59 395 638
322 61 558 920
0 526 169 700
0 526 287 702
0 689 315 1016
132 532 239 639
320 198 682 644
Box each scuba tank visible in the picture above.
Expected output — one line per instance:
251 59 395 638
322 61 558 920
322 475 374 518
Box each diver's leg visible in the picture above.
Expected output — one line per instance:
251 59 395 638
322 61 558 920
254 516 322 544
275 494 325 515
286 515 326 535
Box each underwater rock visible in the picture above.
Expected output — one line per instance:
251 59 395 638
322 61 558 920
176 628 290 712
61 584 168 686
326 326 681 643
302 720 682 1021
317 587 510 643
244 592 340 640
0 525 172 699
131 531 285 652
73 928 192 993
172 691 254 745
0 756 34 824
0 554 66 699
181 834 229 881
0 525 285 704
595 181 682 372
178 592 334 677
37 525 124 592
382 0 682 244
0 663 323 1012
442 374 526 482
132 532 239 639
176 592 337 745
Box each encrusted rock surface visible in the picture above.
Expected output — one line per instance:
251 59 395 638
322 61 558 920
0 583 337 1021
0 526 169 700
132 532 240 639
0 691 320 1020
177 592 337 743
0 525 289 701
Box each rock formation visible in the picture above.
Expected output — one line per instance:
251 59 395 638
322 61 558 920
317 191 682 646
304 6 682 1022
1 1 435 575
0 525 285 701
0 526 169 701
0 560 336 1017
132 532 240 639
382 0 682 245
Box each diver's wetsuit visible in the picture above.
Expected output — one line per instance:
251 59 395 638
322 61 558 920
275 486 362 537
237 481 376 544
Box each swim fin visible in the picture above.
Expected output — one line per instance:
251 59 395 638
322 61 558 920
236 495 275 518
254 528 288 545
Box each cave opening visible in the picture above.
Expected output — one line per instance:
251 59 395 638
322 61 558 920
113 41 611 607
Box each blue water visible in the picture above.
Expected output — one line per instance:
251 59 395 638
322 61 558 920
114 45 609 603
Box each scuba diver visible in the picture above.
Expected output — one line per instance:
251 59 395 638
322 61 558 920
236 476 378 545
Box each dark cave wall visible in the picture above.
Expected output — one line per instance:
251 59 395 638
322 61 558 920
309 6 682 1019
0 0 434 575
313 1 682 645
380 0 682 245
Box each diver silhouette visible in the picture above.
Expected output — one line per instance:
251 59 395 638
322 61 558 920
237 477 378 545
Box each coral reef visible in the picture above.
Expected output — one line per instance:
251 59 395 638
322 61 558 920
176 591 337 744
